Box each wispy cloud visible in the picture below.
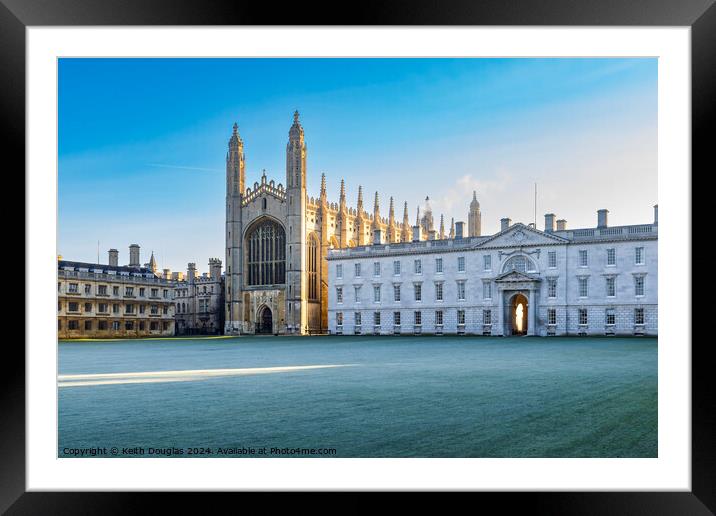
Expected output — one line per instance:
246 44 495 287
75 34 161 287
432 168 515 219
148 163 221 173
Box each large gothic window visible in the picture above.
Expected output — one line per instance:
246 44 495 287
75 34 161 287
307 234 318 300
246 219 286 286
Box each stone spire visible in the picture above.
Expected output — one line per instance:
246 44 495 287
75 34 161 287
320 172 327 201
388 197 395 223
357 185 364 214
449 217 455 239
148 251 158 274
227 121 245 195
420 195 434 233
373 191 380 216
416 205 420 226
401 201 411 242
439 214 445 239
339 178 346 210
468 190 482 237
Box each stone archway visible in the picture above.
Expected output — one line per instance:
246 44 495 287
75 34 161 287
510 293 529 335
257 305 273 334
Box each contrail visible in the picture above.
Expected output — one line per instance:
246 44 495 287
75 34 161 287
58 364 357 388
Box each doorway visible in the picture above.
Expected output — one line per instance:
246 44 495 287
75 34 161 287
511 293 528 335
257 306 273 334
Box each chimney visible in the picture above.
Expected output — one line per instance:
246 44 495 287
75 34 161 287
209 258 222 280
428 230 436 241
412 225 423 242
544 213 556 233
556 219 567 231
128 244 140 266
653 204 658 225
108 248 119 267
500 218 511 232
163 268 171 280
187 263 196 284
455 221 464 239
597 209 609 228
373 229 383 245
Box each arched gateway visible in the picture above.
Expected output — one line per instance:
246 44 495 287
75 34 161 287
510 293 529 335
257 306 273 334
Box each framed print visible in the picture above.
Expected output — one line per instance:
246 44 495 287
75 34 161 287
7 0 711 511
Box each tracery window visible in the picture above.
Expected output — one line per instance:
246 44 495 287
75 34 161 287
308 234 318 300
246 219 286 286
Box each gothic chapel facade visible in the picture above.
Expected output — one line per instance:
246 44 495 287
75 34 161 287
225 112 414 334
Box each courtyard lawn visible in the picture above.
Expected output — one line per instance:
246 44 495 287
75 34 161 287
58 335 657 458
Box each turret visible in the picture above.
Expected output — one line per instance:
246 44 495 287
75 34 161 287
401 202 411 242
439 214 445 239
468 190 482 237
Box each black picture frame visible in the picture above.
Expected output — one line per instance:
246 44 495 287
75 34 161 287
6 0 709 511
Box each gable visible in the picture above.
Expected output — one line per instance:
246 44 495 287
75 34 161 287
476 223 568 248
494 269 541 283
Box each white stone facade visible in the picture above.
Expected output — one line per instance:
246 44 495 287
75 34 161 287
327 215 657 337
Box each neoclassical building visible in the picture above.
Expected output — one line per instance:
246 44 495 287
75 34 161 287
327 207 658 337
174 259 225 335
225 112 444 335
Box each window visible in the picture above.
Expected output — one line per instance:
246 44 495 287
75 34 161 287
246 219 287 286
393 261 401 275
98 320 108 330
58 320 61 330
151 305 159 315
58 282 61 292
435 258 443 273
354 312 362 326
483 255 492 271
68 283 78 293
68 320 79 330
355 263 361 277
125 287 134 296
374 285 381 303
483 281 492 300
149 321 158 331
139 321 145 331
336 264 343 279
125 304 134 314
307 234 318 300
393 312 401 325
98 303 108 313
457 310 465 326
635 308 645 325
607 248 616 266
548 308 556 325
579 277 589 297
414 259 422 274
457 281 466 300
393 284 401 302
635 247 645 265
435 310 443 326
579 250 588 267
139 287 145 297
336 312 343 326
606 277 616 297
163 305 169 315
374 312 381 326
336 287 343 304
502 255 536 273
635 276 645 296
113 286 120 296
578 309 588 325
354 286 361 303
98 285 107 295
606 309 615 325
163 289 169 299
414 311 422 325
68 302 79 312
139 304 145 314
112 303 119 313
112 321 121 330
547 278 557 298
125 321 134 331
457 256 465 272
84 302 92 312
435 282 443 301
374 262 381 277
84 284 91 294
414 283 422 302
84 320 92 331
483 310 492 325
548 251 557 268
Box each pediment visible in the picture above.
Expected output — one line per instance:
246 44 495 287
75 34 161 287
476 223 568 248
494 269 541 283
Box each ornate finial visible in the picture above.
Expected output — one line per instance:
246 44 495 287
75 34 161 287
450 217 455 239
232 122 238 134
293 110 300 123
439 215 445 239
340 178 346 200
389 197 395 217
473 190 477 201
374 191 380 213
320 173 326 198
403 201 409 221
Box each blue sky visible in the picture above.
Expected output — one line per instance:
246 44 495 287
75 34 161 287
58 58 657 273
